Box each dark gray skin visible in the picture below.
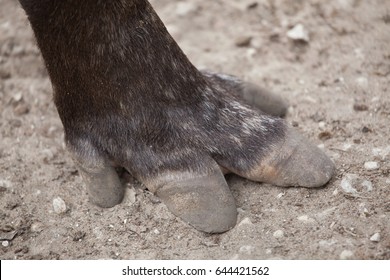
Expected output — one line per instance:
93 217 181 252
18 0 335 233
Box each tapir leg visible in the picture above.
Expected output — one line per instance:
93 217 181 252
17 0 335 233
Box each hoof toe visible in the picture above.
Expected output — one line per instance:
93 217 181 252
156 170 237 233
247 127 335 188
241 82 289 117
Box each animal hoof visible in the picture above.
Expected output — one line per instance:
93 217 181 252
240 82 289 117
155 169 237 233
245 127 335 188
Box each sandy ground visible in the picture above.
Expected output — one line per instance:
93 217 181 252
0 0 389 260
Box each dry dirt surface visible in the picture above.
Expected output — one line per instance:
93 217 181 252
1 0 389 260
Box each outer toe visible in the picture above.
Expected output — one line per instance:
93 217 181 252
247 127 335 188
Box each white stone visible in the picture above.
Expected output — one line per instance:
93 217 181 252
246 48 257 58
239 245 255 254
287 24 309 42
0 179 12 188
340 174 358 193
342 143 353 151
30 222 44 233
297 215 316 223
361 180 373 191
276 192 285 199
52 197 67 214
370 232 381 242
238 217 253 227
355 76 369 89
317 143 325 149
372 148 382 156
126 188 136 204
318 121 326 129
364 161 380 170
273 230 284 239
372 146 390 160
153 229 160 235
340 250 354 260
1 241 9 247
319 239 337 247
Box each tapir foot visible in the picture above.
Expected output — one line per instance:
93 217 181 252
21 0 335 233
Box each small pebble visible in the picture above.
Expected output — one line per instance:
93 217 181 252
318 131 332 141
287 24 309 42
52 197 67 214
12 92 23 103
153 229 160 235
355 76 369 89
318 121 326 129
276 192 285 199
239 245 255 254
13 103 30 116
340 250 354 260
238 217 253 227
361 180 373 191
319 239 337 247
341 143 353 151
353 103 369 111
297 215 316 223
364 161 380 171
273 230 284 239
126 188 136 204
235 35 252 47
0 179 12 189
30 222 44 233
2 241 9 247
370 232 381 242
340 174 358 193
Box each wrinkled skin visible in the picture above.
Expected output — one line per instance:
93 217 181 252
18 0 335 233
